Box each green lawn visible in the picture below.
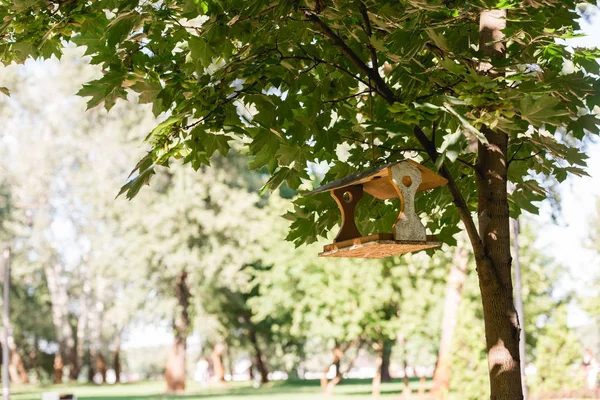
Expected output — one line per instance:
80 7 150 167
10 379 424 400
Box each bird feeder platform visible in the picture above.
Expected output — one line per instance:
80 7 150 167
305 160 447 259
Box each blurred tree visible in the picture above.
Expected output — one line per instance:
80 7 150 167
531 306 584 396
431 240 470 396
0 49 156 382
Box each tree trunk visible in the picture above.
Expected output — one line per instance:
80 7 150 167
246 320 268 385
372 341 384 398
8 348 28 384
113 335 121 384
225 339 234 378
96 352 107 383
321 341 345 391
210 343 225 383
165 270 191 393
475 10 523 400
326 340 362 394
381 340 393 383
431 246 469 395
45 263 77 381
87 347 94 383
53 352 64 384
399 334 411 398
76 282 91 381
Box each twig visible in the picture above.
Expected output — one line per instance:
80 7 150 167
303 10 397 103
457 158 478 171
507 141 524 164
510 150 543 163
322 90 371 104
358 1 379 71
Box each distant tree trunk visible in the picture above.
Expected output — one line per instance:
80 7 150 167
165 270 191 393
45 263 77 382
54 352 64 384
87 277 105 384
1 327 29 383
113 335 121 384
211 343 225 383
372 340 384 398
7 346 28 384
381 340 393 383
87 347 94 383
431 246 469 396
76 282 91 381
399 335 411 398
246 318 268 384
225 339 234 378
321 341 343 390
325 340 362 394
96 352 107 383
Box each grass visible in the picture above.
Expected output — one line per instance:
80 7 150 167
10 378 424 400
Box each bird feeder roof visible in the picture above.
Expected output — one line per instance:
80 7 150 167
304 159 447 200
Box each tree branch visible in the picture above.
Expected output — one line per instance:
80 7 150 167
358 1 379 72
323 90 371 104
457 157 478 172
510 150 543 163
413 126 486 261
303 11 397 103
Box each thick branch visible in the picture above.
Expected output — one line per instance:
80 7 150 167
303 11 396 103
413 126 486 261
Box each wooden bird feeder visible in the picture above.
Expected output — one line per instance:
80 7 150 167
305 160 448 259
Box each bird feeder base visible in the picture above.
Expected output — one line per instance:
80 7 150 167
320 233 441 259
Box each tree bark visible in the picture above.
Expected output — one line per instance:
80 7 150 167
431 245 469 395
475 10 524 400
165 270 191 393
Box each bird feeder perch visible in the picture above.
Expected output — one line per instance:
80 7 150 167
305 160 447 259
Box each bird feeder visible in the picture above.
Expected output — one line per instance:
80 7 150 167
305 160 447 259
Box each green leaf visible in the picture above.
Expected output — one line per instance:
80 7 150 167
0 87 9 96
105 12 144 48
77 70 127 111
203 133 231 157
519 95 570 127
130 80 162 104
249 129 281 170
